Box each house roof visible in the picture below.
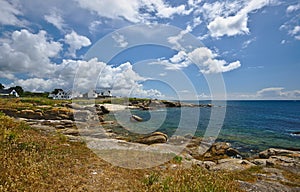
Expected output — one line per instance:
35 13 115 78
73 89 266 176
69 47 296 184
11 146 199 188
0 89 13 94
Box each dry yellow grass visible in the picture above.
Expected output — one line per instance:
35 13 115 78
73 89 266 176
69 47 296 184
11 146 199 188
3 97 283 191
0 111 246 191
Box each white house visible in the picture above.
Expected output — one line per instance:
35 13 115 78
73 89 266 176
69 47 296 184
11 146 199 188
49 89 84 100
87 89 98 99
48 90 68 100
99 90 112 97
0 89 19 97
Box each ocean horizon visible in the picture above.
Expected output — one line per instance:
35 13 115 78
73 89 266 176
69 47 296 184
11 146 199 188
126 100 300 156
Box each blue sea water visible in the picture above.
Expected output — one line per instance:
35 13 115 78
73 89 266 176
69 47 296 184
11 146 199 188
129 100 300 155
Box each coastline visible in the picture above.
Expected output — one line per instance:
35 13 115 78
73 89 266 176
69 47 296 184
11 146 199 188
1 97 300 191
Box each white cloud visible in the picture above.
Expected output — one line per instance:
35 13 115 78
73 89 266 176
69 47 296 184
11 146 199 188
64 31 91 58
192 17 202 28
44 9 65 31
289 26 300 36
207 13 249 37
167 25 192 50
89 20 102 34
169 51 187 63
112 32 128 48
6 57 163 98
153 2 187 18
197 1 243 22
0 29 62 77
188 47 241 74
0 71 16 80
14 78 67 92
0 28 161 97
151 47 241 74
0 0 24 26
280 3 300 40
206 0 272 37
75 0 141 23
75 0 190 23
257 87 300 99
286 3 300 13
242 37 256 48
197 93 211 100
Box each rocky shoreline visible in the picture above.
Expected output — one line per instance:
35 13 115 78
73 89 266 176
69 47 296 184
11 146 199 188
1 100 300 191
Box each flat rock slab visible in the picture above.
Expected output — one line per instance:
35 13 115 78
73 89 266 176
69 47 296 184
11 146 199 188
211 159 255 171
238 180 300 192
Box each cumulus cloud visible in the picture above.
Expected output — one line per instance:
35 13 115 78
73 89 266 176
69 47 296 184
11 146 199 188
188 47 241 74
257 87 300 99
207 13 249 37
150 1 187 18
75 0 190 23
0 0 24 26
197 1 243 22
5 57 162 98
0 29 62 77
280 3 300 40
151 47 241 73
64 31 91 58
205 0 272 37
286 3 300 13
0 29 160 97
75 0 141 22
289 26 300 36
44 9 65 31
14 78 67 92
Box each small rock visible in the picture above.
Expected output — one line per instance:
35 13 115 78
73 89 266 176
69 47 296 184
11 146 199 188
100 106 110 114
137 132 168 145
251 159 267 166
66 103 84 110
61 129 79 136
226 147 241 157
130 115 143 122
55 125 65 129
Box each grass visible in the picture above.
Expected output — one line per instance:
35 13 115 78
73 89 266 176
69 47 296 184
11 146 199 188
1 97 298 191
0 109 246 192
141 167 242 192
0 97 69 112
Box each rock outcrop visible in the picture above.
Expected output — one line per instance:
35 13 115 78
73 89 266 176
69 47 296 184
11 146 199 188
259 148 300 159
249 148 300 169
202 142 241 160
137 132 168 145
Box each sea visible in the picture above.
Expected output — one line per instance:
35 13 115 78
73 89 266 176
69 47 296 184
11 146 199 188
126 100 300 156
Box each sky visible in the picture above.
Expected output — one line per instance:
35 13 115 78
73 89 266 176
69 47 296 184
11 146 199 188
0 0 299 100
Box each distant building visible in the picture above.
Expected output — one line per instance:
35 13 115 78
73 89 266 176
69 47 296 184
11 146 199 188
83 89 98 99
48 89 114 100
0 89 19 97
98 90 113 98
48 89 82 100
48 90 68 100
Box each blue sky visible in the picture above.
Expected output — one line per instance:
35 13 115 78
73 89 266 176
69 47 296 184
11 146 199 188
0 0 299 100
